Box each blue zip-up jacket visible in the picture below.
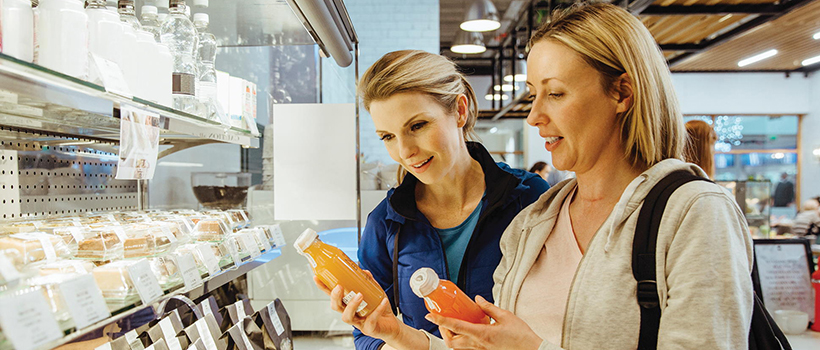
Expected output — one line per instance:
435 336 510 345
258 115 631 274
354 142 549 349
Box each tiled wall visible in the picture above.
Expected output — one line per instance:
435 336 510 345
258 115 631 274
322 0 440 165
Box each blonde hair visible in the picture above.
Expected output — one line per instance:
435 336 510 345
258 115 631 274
684 120 717 178
529 2 684 168
358 50 480 184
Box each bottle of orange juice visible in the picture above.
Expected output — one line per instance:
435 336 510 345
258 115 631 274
409 267 490 324
294 228 386 317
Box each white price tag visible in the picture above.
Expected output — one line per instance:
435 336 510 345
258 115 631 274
195 243 221 275
67 227 86 242
176 253 203 291
127 259 164 305
112 226 128 242
126 329 145 350
90 53 133 98
35 234 57 260
226 240 244 266
0 255 20 283
266 302 285 336
256 230 272 252
59 274 111 329
270 224 286 247
240 233 262 259
160 226 177 243
95 343 113 350
0 290 63 350
234 300 247 319
201 300 214 317
194 318 219 350
160 317 183 350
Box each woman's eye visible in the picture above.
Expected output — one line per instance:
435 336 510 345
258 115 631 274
410 122 427 131
379 134 393 141
549 93 564 98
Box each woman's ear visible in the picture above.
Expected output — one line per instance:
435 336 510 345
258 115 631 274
614 73 634 115
456 94 469 127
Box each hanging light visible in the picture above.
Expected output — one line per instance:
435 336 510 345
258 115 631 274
451 30 486 54
504 59 527 82
461 0 501 32
484 86 509 101
493 84 519 92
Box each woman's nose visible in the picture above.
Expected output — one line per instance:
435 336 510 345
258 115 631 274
398 137 417 160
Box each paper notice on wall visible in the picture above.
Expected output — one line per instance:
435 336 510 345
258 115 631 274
117 104 160 180
273 103 357 220
754 243 814 322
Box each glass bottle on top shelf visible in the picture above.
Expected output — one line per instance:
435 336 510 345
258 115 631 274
140 5 162 42
118 0 142 31
194 13 225 125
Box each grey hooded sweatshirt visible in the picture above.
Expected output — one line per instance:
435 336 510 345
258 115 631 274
424 159 754 350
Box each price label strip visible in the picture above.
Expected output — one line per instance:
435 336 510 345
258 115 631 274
267 302 285 336
195 243 221 275
176 253 204 291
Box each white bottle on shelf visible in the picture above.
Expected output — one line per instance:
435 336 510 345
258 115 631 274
35 0 89 79
119 19 139 94
86 0 123 74
134 30 160 102
1 0 35 62
117 0 141 31
140 5 161 42
160 0 199 115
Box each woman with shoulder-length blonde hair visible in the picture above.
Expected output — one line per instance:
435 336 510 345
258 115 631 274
310 49 549 350
428 3 753 350
685 119 718 178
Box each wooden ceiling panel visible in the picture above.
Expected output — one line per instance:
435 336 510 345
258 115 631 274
670 0 820 70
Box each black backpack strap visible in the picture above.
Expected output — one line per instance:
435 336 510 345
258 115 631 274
391 225 401 316
633 170 708 350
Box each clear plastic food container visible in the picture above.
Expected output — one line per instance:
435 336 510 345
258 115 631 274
51 226 91 255
191 218 230 242
0 221 38 235
92 260 140 302
75 227 125 261
148 255 181 289
226 210 250 228
122 224 175 259
222 232 253 265
173 244 210 276
24 273 79 322
154 219 192 242
38 260 95 276
0 249 25 287
0 233 72 264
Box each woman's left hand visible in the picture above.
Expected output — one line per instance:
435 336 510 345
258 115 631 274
425 295 543 350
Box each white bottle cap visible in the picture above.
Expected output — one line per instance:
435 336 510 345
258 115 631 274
142 5 158 15
192 0 208 8
409 267 439 298
293 228 318 254
193 13 209 24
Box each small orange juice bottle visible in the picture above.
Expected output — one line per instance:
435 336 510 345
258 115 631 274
409 267 490 324
295 229 386 317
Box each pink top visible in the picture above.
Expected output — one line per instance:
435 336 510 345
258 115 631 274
515 188 583 345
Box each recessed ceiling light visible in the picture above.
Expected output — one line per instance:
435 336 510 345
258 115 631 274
814 31 820 40
737 49 777 67
802 55 820 66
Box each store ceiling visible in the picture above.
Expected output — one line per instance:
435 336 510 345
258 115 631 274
440 0 820 74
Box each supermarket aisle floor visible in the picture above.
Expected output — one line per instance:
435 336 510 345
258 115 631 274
293 332 355 349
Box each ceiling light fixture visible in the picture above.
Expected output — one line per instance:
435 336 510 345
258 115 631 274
484 93 509 101
460 0 500 32
451 30 486 54
814 31 820 40
737 49 777 67
504 59 527 82
493 84 519 92
803 55 820 66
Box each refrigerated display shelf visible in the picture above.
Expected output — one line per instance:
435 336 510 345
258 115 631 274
34 248 282 350
0 53 258 149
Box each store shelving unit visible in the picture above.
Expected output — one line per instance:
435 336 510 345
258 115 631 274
38 249 282 350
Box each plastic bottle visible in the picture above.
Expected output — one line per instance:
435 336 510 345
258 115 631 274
294 229 386 317
194 13 220 122
140 5 161 42
160 0 199 114
409 267 490 324
118 0 141 31
35 0 88 79
86 0 123 83
1 0 34 62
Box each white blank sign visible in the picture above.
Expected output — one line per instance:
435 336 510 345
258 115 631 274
273 103 357 220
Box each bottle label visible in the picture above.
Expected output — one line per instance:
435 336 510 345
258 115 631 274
342 291 368 315
172 73 196 96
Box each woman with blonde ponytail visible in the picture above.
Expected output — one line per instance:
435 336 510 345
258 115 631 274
311 50 549 350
